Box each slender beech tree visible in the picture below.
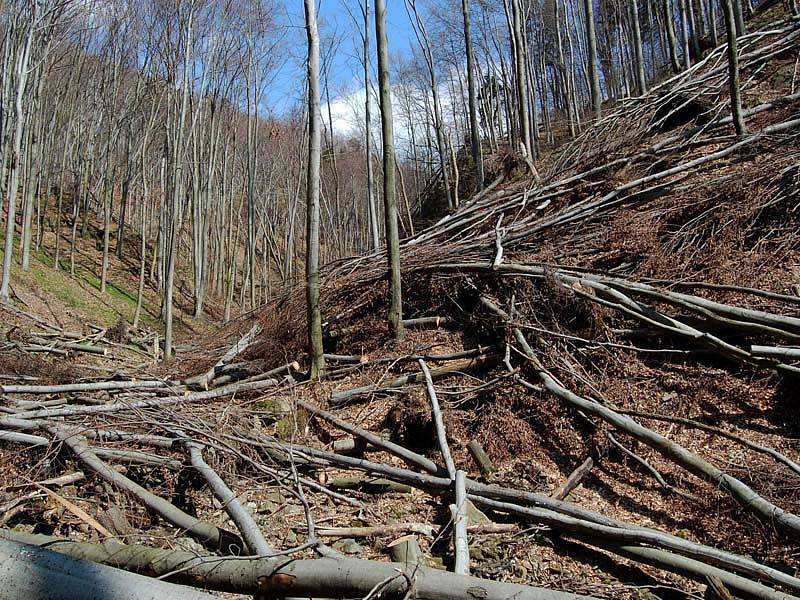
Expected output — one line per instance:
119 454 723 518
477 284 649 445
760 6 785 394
407 0 454 211
631 0 647 95
1 1 37 302
583 0 602 119
679 0 692 70
733 0 746 36
722 0 747 137
510 0 533 163
374 0 404 340
462 0 483 189
304 0 325 378
163 2 194 360
663 0 682 72
355 0 380 251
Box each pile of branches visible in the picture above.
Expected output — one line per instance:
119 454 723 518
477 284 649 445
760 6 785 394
1 12 800 600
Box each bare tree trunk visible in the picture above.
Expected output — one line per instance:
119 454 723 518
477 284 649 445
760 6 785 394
164 8 194 360
664 0 682 72
133 161 149 329
631 0 648 95
0 4 36 302
679 0 692 70
20 111 36 271
304 0 325 379
0 539 223 600
733 0 746 36
510 0 533 158
406 0 454 212
583 0 603 120
462 0 484 190
722 0 747 137
709 0 719 46
375 0 404 340
360 0 380 251
688 0 702 60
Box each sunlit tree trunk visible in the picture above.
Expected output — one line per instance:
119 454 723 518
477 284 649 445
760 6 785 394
304 0 325 378
510 0 533 160
722 0 747 137
1 3 37 302
461 0 483 190
375 0 404 340
164 7 193 360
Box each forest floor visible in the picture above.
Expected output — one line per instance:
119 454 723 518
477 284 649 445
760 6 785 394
1 4 800 600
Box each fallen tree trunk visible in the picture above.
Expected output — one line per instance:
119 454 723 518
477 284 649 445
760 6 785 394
183 324 263 390
0 530 594 600
184 441 273 556
248 436 800 594
480 295 800 541
0 379 172 395
330 354 498 405
3 378 279 422
294 397 441 474
0 538 223 600
47 426 244 554
471 496 798 600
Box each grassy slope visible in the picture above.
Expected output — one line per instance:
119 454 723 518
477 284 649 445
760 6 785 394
0 222 208 339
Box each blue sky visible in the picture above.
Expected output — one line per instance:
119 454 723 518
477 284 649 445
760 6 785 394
266 0 416 117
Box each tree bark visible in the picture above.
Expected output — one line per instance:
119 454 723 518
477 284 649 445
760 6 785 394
375 0 404 340
304 0 325 379
0 539 223 600
631 0 648 95
0 3 37 302
584 0 603 119
722 0 748 136
663 0 682 73
361 0 380 251
0 531 593 600
462 0 484 189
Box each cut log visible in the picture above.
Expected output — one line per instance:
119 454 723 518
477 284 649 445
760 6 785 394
184 441 273 556
467 440 495 476
452 470 470 575
551 458 593 501
47 426 244 554
330 355 498 406
0 530 595 600
0 538 223 600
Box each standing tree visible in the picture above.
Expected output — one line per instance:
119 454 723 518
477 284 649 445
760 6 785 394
733 0 746 36
374 0 404 340
461 0 484 189
722 0 747 137
510 0 533 161
406 0 454 211
304 0 325 378
631 0 647 95
583 0 602 119
1 0 38 302
163 1 195 360
663 0 681 73
354 0 380 251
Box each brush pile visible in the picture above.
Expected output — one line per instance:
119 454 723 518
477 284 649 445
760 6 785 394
1 11 800 600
